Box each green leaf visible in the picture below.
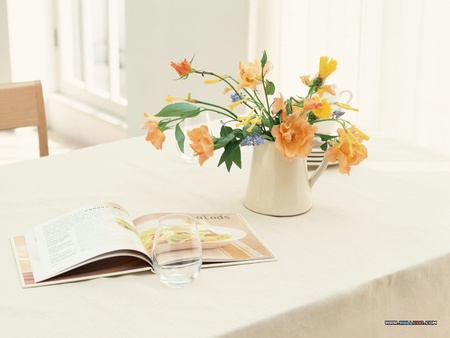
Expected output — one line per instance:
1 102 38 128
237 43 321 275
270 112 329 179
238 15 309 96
175 124 185 153
248 125 262 135
155 103 200 118
218 140 242 172
232 143 242 169
261 117 271 129
220 124 233 137
320 142 329 152
265 80 275 96
315 133 337 141
214 132 236 150
217 149 228 168
158 120 170 131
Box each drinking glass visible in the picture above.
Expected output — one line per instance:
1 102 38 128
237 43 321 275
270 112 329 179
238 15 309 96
152 214 202 288
177 113 210 163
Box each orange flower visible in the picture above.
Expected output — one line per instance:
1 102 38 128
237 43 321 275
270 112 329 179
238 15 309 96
271 112 317 159
324 127 368 174
300 75 312 86
303 97 322 111
187 125 214 166
224 59 273 94
237 60 263 90
141 113 166 150
272 93 286 115
170 58 192 78
316 85 335 97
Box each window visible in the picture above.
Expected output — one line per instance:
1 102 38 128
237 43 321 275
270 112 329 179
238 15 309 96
56 0 127 118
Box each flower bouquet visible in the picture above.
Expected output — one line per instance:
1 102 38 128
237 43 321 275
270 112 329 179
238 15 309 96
142 51 369 175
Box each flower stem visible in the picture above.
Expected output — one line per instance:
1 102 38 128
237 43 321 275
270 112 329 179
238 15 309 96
195 100 238 119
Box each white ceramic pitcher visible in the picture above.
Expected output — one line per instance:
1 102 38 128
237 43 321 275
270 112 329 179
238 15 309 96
244 142 329 216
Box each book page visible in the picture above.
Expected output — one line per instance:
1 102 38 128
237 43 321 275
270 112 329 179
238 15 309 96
11 208 275 288
11 235 153 288
26 202 150 282
133 213 275 265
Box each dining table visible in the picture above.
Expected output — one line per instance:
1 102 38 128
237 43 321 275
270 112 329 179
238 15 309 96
1 130 450 337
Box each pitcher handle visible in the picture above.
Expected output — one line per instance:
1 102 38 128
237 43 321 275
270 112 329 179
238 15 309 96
308 138 330 188
309 157 329 188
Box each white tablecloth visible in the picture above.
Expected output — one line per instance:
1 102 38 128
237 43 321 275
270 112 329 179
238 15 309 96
1 133 450 337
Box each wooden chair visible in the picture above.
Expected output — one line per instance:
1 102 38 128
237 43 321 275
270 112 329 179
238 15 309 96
0 80 49 157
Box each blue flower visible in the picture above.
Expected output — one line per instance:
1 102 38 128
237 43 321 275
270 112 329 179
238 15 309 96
333 110 345 118
241 134 265 147
230 92 244 103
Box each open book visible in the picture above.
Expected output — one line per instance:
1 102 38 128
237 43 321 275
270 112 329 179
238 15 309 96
11 202 276 288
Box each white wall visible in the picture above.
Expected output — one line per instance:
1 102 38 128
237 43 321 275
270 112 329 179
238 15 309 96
274 0 450 154
125 0 251 136
377 0 450 152
6 0 56 94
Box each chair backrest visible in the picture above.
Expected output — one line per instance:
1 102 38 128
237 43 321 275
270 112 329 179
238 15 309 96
0 80 49 157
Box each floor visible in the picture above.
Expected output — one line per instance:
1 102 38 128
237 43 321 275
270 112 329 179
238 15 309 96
0 128 84 166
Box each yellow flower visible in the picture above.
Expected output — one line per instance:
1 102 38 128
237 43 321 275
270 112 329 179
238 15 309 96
204 78 223 84
141 113 166 150
247 115 262 132
229 97 249 110
301 57 337 89
203 74 229 84
236 110 255 126
318 56 337 80
165 95 180 103
310 96 332 119
351 125 370 141
165 94 197 103
235 109 261 132
334 102 359 112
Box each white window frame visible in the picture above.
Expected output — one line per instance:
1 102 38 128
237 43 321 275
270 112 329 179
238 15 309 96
55 0 127 119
